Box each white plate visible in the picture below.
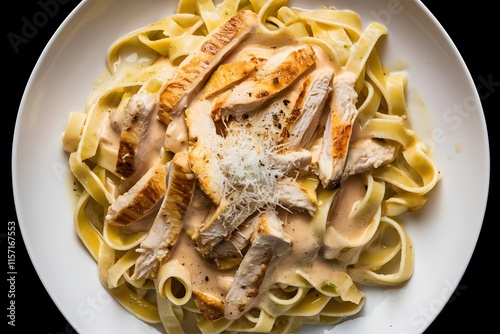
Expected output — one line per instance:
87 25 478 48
12 0 489 333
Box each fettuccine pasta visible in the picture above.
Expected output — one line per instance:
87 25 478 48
61 0 441 333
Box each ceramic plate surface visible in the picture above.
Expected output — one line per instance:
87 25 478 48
12 0 489 333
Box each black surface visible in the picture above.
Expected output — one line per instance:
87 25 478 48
6 1 495 333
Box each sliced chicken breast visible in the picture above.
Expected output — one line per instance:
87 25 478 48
201 55 261 99
211 44 317 120
116 92 162 181
105 163 167 226
250 46 333 151
284 67 334 150
341 138 396 181
245 67 331 149
208 215 257 269
271 149 312 171
224 209 292 319
185 99 226 205
318 71 358 189
183 187 214 239
192 290 226 321
193 195 261 256
132 151 196 279
158 10 259 123
275 177 317 215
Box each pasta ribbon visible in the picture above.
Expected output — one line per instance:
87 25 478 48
225 309 275 332
97 241 161 323
156 286 186 334
61 111 87 153
107 248 144 288
348 216 414 285
345 22 387 80
107 14 203 70
374 143 441 196
198 0 241 32
74 191 161 323
157 259 193 305
103 222 148 251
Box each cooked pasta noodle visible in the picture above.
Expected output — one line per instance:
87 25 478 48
61 0 441 333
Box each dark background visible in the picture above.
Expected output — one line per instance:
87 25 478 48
6 1 495 333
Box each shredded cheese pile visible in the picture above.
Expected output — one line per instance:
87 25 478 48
215 125 289 217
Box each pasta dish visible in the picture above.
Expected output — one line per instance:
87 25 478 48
61 0 441 333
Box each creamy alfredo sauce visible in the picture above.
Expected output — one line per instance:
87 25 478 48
96 26 373 308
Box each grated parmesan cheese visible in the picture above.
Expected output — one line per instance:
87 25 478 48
213 124 291 220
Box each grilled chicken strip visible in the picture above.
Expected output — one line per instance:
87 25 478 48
192 290 226 321
249 46 333 150
341 138 396 181
193 195 261 256
275 177 317 215
225 209 292 320
208 216 256 270
158 10 259 123
271 149 312 171
201 55 261 99
105 163 167 226
185 99 226 205
284 67 334 150
318 71 358 189
211 44 317 120
116 92 163 183
183 187 214 239
132 151 196 280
